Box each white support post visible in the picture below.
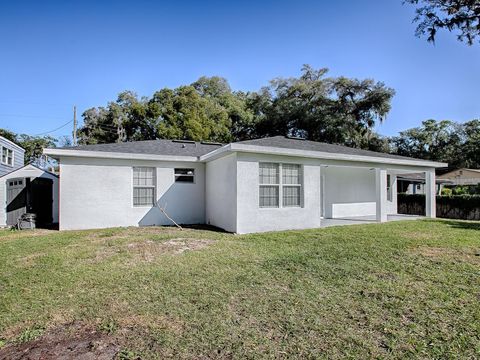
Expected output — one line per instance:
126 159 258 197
375 168 388 222
425 170 436 218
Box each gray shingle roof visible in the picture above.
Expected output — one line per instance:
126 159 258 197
234 136 428 163
65 139 223 157
57 136 441 164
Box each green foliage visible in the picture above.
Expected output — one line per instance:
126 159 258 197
78 81 253 145
0 129 56 164
118 349 141 360
441 187 453 196
390 119 480 168
98 319 118 334
77 66 394 148
0 129 17 143
16 134 56 163
251 65 395 148
405 0 480 45
444 184 480 195
16 327 44 344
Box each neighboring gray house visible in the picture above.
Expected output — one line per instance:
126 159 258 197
0 136 24 176
44 136 447 234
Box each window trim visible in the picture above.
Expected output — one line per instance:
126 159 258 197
281 163 302 207
132 167 156 207
1 146 14 167
259 163 280 208
259 162 303 209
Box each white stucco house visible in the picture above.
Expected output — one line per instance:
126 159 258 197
44 136 447 234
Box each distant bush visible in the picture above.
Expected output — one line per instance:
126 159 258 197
443 184 480 195
441 188 453 196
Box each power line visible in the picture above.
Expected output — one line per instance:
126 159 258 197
0 113 68 120
34 119 74 136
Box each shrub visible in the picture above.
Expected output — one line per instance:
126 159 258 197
441 187 453 196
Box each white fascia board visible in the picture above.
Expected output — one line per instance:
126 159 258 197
199 144 232 161
0 136 25 152
206 143 447 168
43 148 199 162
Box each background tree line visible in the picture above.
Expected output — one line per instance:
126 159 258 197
1 65 478 169
77 65 396 152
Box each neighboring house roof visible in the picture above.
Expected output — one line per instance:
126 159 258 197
0 135 25 152
44 136 448 168
60 139 223 157
438 168 480 177
397 173 452 184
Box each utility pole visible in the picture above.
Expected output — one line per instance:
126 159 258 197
73 105 77 146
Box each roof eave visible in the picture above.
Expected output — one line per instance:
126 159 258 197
43 148 199 162
213 144 448 168
199 144 233 161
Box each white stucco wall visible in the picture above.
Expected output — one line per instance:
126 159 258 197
58 157 205 230
322 167 397 218
205 153 237 232
0 165 59 226
235 153 321 234
323 167 376 218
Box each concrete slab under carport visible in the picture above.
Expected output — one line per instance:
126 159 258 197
320 214 423 228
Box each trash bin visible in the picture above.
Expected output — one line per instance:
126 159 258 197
18 213 36 230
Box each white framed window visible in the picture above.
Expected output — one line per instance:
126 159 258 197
175 168 195 183
282 164 302 207
259 163 302 208
133 167 156 206
259 163 280 207
1 146 13 166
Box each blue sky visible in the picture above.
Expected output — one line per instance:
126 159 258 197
0 0 479 139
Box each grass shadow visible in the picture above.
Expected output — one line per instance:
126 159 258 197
423 218 480 231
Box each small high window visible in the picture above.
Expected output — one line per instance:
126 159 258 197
133 167 156 206
175 168 195 183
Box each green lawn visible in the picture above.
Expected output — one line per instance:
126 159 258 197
0 220 479 359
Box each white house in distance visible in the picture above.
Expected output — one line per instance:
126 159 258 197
44 136 447 234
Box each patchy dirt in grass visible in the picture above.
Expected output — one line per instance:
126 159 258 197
402 231 438 241
117 314 184 335
126 238 215 261
16 253 46 268
0 323 120 360
0 229 57 240
90 238 215 263
410 246 480 264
